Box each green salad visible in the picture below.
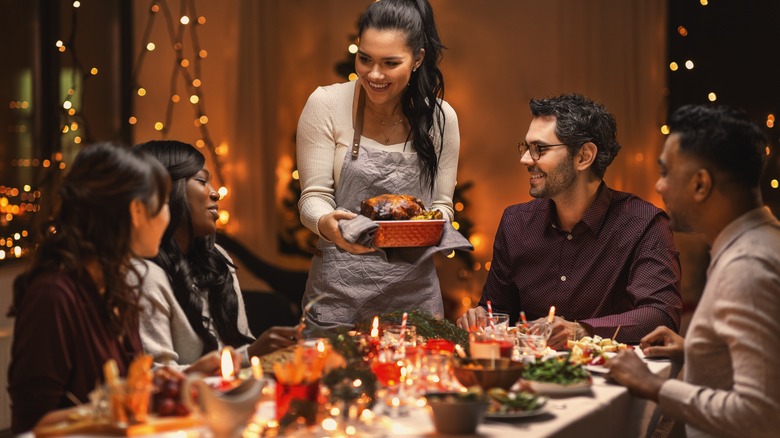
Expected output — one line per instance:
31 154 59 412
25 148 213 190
487 388 545 413
522 355 590 384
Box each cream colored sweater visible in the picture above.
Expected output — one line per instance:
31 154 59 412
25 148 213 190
296 81 460 236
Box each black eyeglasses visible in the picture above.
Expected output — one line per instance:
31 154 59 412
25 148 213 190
516 141 568 160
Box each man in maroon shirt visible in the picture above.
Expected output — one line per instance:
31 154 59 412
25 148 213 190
457 94 682 349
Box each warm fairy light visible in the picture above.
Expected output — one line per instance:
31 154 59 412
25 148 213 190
180 59 190 68
198 50 207 58
151 4 159 13
348 73 358 81
685 60 694 69
454 202 464 211
461 296 472 307
137 88 147 96
220 348 234 380
291 170 299 180
68 108 75 115
192 79 201 87
62 101 72 109
146 42 156 51
14 247 21 258
0 250 5 260
772 179 779 189
767 114 775 128
452 221 460 230
473 261 482 271
250 356 263 380
180 16 190 25
128 116 137 125
217 186 228 198
669 62 679 71
348 44 358 54
635 152 644 162
677 26 688 37
199 115 209 124
707 92 717 102
485 261 492 271
190 95 199 104
74 136 81 144
68 88 75 95
62 126 69 133
59 163 66 170
446 250 455 258
322 418 337 432
469 233 484 250
58 45 66 53
154 122 164 131
195 139 205 148
70 122 78 130
218 210 230 225
767 147 772 156
197 16 206 25
54 152 63 161
72 1 81 7
661 124 670 135
700 0 708 5
55 40 63 48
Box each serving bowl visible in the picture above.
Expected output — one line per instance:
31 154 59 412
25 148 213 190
452 358 524 390
425 392 488 435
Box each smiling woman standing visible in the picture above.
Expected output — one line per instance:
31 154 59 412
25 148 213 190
296 0 460 331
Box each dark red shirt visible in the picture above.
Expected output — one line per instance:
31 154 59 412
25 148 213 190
479 183 682 343
8 270 142 433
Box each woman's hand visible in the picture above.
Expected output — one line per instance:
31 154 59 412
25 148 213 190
185 347 242 375
318 210 375 254
248 326 300 357
605 349 665 401
639 326 685 364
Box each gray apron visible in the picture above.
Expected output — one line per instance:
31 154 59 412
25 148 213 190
302 127 444 333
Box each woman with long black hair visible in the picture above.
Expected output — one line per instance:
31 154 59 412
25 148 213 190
135 140 297 374
296 0 461 330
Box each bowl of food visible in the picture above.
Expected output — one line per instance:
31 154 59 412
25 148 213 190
360 194 446 247
452 358 524 391
425 390 488 435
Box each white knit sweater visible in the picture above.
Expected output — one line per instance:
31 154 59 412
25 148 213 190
296 81 460 236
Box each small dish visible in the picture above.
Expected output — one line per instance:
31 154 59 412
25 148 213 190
485 404 550 419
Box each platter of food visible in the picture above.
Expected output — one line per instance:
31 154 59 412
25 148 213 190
522 356 593 396
360 194 446 247
485 388 549 419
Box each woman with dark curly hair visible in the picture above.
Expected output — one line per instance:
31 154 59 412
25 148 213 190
134 140 298 374
7 143 171 434
296 0 460 331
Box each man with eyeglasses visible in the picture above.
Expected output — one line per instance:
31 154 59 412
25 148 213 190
457 94 682 349
605 104 780 437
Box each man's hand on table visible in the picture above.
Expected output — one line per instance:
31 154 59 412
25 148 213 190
456 306 487 331
544 317 587 350
639 326 685 363
605 349 666 402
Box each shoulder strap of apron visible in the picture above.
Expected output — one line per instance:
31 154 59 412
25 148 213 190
351 85 365 160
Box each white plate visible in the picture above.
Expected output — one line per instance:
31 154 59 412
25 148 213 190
485 404 549 419
527 379 593 396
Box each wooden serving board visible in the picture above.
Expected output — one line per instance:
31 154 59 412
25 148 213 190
34 415 203 437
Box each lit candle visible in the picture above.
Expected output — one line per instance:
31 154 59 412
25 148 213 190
547 306 556 324
250 356 263 380
218 347 238 391
370 316 379 338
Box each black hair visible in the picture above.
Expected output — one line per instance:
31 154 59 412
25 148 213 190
10 143 171 339
529 93 621 178
358 0 446 193
136 140 253 355
668 104 768 188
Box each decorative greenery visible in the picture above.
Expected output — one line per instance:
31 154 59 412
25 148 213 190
321 363 376 408
361 310 469 353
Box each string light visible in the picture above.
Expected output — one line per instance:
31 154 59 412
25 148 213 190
707 92 717 102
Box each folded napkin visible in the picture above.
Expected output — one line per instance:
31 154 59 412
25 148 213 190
339 215 474 263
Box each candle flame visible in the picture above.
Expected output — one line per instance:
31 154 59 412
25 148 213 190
220 348 234 380
250 356 263 380
371 316 379 338
317 341 325 353
548 305 556 323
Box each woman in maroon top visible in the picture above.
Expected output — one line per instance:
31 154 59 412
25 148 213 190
7 143 171 433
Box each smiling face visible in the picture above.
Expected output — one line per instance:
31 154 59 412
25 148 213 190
356 28 422 112
521 116 578 200
656 133 699 232
186 167 220 238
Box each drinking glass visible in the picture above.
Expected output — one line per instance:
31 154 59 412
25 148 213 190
469 331 514 359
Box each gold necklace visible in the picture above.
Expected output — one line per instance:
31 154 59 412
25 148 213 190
366 105 404 126
376 121 406 144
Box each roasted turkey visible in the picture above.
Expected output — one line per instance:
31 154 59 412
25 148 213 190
360 194 442 220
